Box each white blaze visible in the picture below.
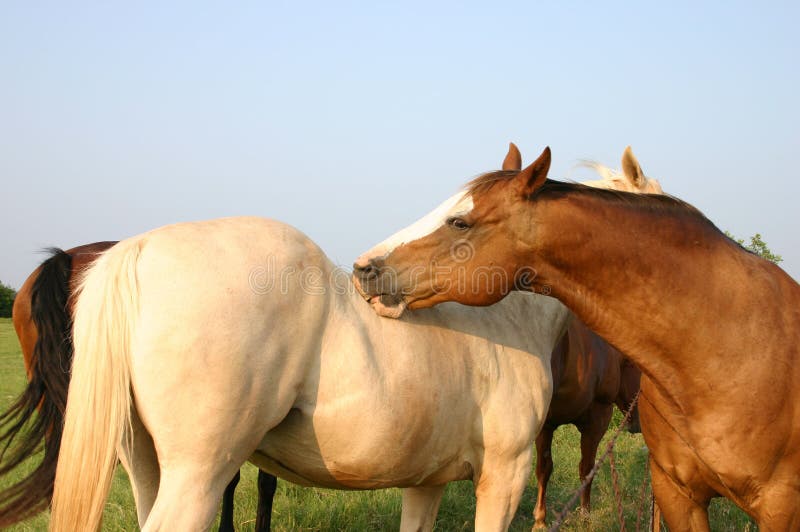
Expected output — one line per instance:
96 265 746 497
356 190 474 264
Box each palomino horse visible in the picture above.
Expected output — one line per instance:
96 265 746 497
1 242 275 531
47 207 571 529
353 147 800 530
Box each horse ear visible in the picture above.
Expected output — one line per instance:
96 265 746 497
518 146 551 196
621 146 645 188
502 142 522 171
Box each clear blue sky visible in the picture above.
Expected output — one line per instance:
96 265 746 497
2 1 798 289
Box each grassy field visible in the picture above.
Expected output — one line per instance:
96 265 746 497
0 317 755 531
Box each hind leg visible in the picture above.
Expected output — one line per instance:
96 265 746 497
133 378 292 531
142 465 237 532
139 409 261 532
576 403 613 512
533 424 555 529
140 420 280 532
118 407 160 526
135 384 296 530
400 485 446 532
473 448 533 532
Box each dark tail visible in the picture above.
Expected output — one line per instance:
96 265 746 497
0 249 73 526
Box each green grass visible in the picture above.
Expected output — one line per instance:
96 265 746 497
0 317 755 530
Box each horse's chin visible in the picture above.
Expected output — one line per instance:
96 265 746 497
368 296 407 319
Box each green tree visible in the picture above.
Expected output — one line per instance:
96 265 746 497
725 232 783 264
0 281 15 318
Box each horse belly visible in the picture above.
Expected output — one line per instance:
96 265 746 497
255 401 474 489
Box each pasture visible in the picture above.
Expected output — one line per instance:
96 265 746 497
0 317 754 530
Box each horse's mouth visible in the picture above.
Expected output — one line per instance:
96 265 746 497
368 295 407 319
352 274 407 319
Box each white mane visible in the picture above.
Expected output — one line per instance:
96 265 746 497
575 159 663 194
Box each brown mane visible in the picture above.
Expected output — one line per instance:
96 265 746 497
535 179 708 218
465 169 521 197
468 173 722 235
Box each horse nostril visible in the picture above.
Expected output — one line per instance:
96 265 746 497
353 262 379 280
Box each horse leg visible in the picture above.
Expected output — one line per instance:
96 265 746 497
255 470 278 532
473 449 533 532
118 407 160 526
753 484 800 530
649 457 710 532
140 463 239 532
218 470 240 532
120 411 250 531
399 485 446 532
577 403 613 513
135 377 291 531
533 424 555 529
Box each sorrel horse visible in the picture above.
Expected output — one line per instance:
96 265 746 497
356 144 656 529
1 243 275 530
353 147 800 530
46 212 571 530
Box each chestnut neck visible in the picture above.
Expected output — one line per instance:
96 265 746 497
516 190 747 394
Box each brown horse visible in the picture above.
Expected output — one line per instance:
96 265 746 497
353 147 800 530
2 242 276 530
534 316 641 528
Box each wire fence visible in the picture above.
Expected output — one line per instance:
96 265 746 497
546 391 662 532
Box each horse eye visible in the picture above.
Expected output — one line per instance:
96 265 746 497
447 217 471 231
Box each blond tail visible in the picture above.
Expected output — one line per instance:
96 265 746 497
49 238 141 531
